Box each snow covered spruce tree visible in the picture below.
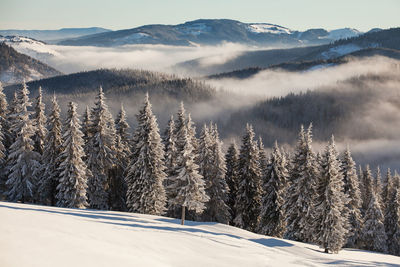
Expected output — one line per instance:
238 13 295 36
284 124 319 242
32 87 47 155
110 104 131 211
381 168 392 213
384 173 400 256
86 87 117 210
0 82 8 195
81 106 92 161
165 104 186 218
314 137 348 253
200 123 230 223
56 102 89 209
125 94 167 215
374 167 383 207
234 124 262 232
0 123 6 195
6 82 41 203
225 142 239 225
257 137 268 179
167 111 208 225
361 165 374 215
0 82 11 149
358 165 364 199
163 115 177 179
37 95 63 205
165 102 201 219
258 141 289 237
361 192 388 253
341 146 363 248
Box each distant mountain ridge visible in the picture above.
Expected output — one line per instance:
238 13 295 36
175 27 400 76
0 27 111 42
57 19 363 47
207 48 400 80
0 42 62 84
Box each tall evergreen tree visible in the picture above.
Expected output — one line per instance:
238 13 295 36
32 87 47 155
284 125 319 242
0 83 8 195
225 142 239 225
7 91 18 143
167 123 209 225
314 137 348 253
6 82 41 203
201 123 230 223
56 102 89 209
358 165 364 202
163 115 177 178
382 168 392 213
361 192 388 253
186 113 198 155
234 124 262 232
86 87 117 210
341 146 363 248
81 106 91 161
0 82 11 149
258 137 268 179
361 165 374 215
0 123 6 196
165 102 200 219
259 141 288 237
384 173 400 256
110 104 131 211
38 95 63 205
375 167 383 206
125 94 167 215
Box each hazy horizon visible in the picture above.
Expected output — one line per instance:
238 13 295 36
1 0 399 31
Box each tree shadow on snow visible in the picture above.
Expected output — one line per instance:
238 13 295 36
97 220 243 240
324 260 399 266
155 217 219 226
0 203 151 224
249 238 294 248
0 203 239 240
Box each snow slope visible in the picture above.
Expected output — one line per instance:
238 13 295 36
247 24 292 35
0 201 399 267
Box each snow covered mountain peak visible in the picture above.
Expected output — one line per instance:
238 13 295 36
247 23 293 35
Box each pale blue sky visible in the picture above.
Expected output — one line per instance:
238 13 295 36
0 0 399 31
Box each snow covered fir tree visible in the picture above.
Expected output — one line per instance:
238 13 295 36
37 94 62 205
314 137 348 253
5 82 41 203
125 94 166 215
284 125 319 243
56 102 89 209
258 141 288 237
234 124 262 232
0 82 399 256
86 87 117 210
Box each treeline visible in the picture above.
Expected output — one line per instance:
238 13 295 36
4 68 215 103
0 82 399 255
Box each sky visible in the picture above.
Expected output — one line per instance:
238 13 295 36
0 0 399 31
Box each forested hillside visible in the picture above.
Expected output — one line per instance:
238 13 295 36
0 43 62 84
218 73 400 145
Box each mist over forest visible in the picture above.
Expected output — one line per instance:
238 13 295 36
1 26 400 172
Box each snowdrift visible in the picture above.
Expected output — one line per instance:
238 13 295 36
0 201 399 267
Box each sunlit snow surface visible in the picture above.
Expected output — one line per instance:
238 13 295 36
0 201 399 267
247 24 292 35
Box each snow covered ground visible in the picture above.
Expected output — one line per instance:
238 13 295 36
0 201 399 267
247 24 292 35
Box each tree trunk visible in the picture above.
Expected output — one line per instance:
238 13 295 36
181 206 186 225
324 248 329 253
